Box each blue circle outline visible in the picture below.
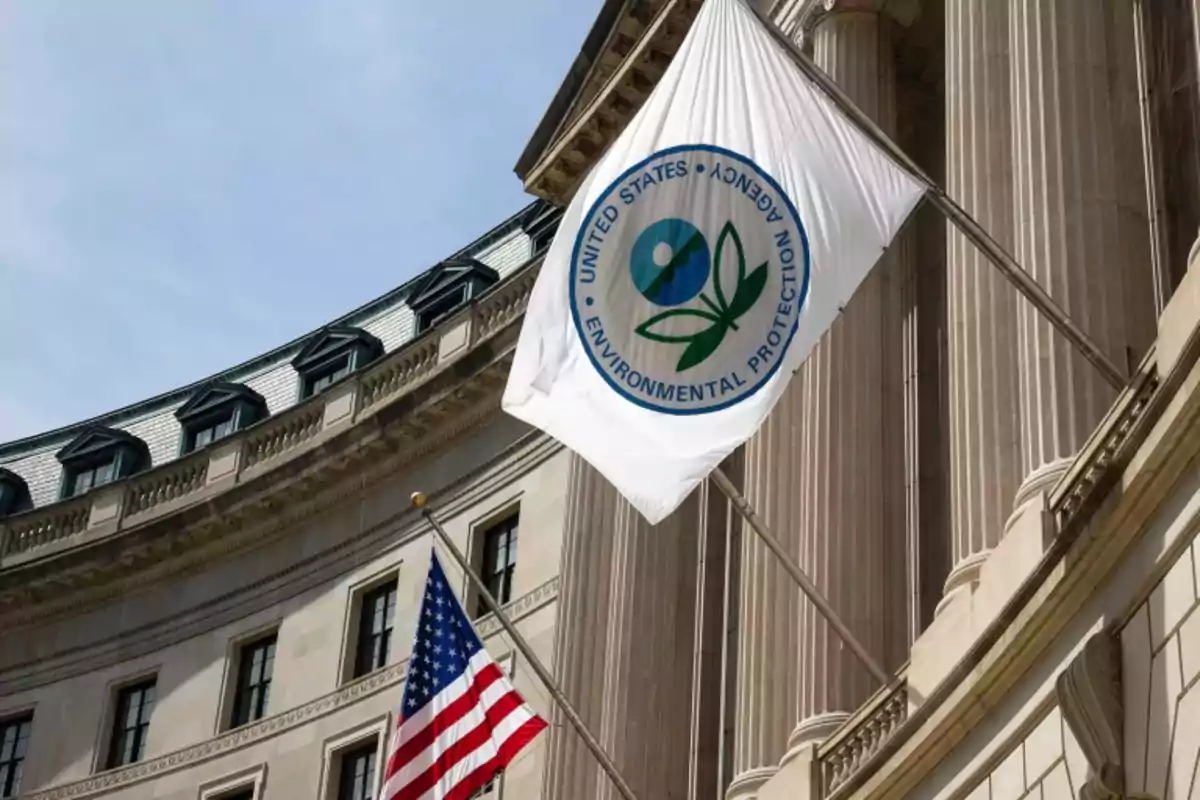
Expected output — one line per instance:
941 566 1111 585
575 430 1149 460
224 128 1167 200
568 143 812 415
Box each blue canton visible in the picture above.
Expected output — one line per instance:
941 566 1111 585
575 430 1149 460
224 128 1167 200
400 551 485 719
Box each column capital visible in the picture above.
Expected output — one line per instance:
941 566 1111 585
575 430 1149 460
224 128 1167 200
786 0 920 48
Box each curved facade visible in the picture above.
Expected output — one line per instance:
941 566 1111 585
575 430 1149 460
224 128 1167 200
8 1 1200 799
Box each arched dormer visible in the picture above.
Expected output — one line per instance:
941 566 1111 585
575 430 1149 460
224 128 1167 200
175 382 268 454
0 467 32 516
292 326 384 400
56 426 150 500
408 258 499 335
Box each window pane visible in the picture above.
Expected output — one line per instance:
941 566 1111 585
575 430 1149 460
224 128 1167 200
95 461 115 486
0 715 31 799
338 744 377 800
354 580 397 678
232 634 276 727
109 680 155 767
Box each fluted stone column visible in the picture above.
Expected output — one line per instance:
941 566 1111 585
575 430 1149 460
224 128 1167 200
729 383 803 800
1009 0 1146 507
728 5 909 797
595 494 700 800
941 0 1021 607
542 455 619 800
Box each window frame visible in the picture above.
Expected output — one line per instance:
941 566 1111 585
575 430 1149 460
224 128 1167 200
318 718 387 800
473 512 520 619
229 632 277 729
56 427 149 501
104 677 157 770
353 578 397 679
338 564 402 686
0 711 33 800
196 763 268 800
292 327 383 402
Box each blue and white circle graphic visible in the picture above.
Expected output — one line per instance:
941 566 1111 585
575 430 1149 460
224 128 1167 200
630 218 711 307
569 144 811 415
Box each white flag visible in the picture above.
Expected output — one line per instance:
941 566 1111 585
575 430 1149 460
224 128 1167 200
502 0 924 523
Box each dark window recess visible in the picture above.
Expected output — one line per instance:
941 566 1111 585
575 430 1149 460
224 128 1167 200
408 258 499 335
337 742 378 800
108 679 155 768
0 469 32 518
231 634 277 727
468 771 502 799
354 580 397 678
217 789 255 800
520 199 563 259
176 382 267 455
56 426 149 501
415 285 468 332
476 515 518 619
292 327 383 400
0 714 32 800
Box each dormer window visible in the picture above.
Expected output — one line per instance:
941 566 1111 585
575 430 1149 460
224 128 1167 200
520 200 563 259
175 382 268 455
292 326 384 400
56 427 150 500
408 258 499 335
0 468 32 517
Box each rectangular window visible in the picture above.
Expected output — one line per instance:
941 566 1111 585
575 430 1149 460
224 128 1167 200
337 742 377 800
107 679 155 768
0 714 32 800
353 580 396 678
468 772 501 799
231 634 276 728
71 460 116 497
416 285 470 333
191 417 235 452
477 515 518 618
307 357 353 397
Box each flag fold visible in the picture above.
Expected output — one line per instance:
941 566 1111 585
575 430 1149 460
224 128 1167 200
382 552 546 800
503 0 924 523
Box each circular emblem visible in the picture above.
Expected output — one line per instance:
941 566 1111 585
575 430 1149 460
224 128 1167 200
569 144 810 415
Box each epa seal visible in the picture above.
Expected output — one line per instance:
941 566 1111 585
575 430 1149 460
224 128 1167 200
569 144 810 415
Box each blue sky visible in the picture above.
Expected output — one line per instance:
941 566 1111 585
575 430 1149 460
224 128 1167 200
0 1 598 442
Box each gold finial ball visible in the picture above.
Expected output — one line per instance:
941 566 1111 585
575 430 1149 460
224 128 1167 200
410 491 428 509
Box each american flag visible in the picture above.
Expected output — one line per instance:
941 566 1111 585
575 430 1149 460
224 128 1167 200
381 551 547 800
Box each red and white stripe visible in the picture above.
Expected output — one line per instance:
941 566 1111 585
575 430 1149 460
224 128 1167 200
381 650 547 800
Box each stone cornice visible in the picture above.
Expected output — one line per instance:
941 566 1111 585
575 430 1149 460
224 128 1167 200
521 0 702 205
20 576 560 800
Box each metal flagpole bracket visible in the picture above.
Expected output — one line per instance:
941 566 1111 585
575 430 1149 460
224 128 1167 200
710 469 894 689
410 492 642 800
746 1 1127 392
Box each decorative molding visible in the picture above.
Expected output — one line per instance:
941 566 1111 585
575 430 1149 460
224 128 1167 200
0 430 562 692
22 577 559 800
1055 631 1125 800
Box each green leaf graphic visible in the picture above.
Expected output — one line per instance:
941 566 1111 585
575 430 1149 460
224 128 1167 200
635 308 722 343
676 323 728 372
632 220 771 374
712 221 744 313
725 262 768 320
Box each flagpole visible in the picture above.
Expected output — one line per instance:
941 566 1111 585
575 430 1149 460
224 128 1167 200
410 492 641 800
709 468 893 688
746 1 1127 391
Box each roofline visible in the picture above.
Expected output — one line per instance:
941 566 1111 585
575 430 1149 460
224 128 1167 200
0 200 542 458
514 0 634 181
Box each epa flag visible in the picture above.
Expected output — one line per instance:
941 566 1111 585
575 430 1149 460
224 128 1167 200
381 552 547 800
502 0 924 523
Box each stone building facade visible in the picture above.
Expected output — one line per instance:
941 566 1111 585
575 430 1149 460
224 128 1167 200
5 1 1200 799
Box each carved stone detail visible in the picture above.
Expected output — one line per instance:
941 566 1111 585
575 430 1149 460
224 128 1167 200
20 577 558 800
1055 630 1124 800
